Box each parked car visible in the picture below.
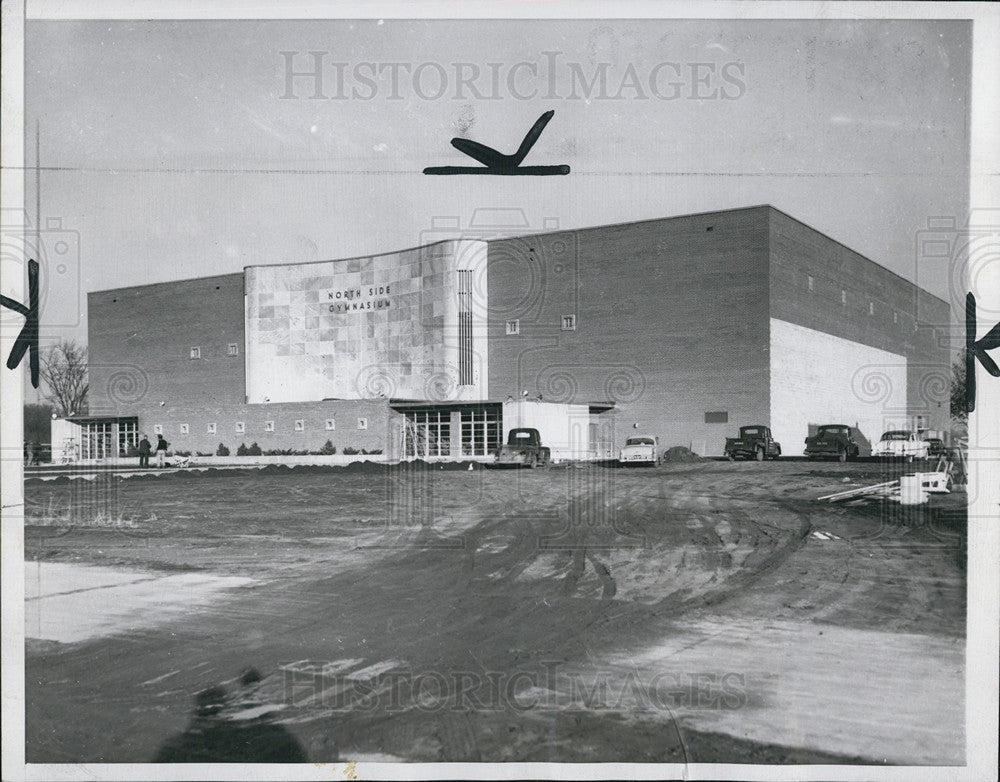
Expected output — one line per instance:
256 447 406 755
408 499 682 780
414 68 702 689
619 435 660 466
872 430 929 462
724 425 781 461
804 424 861 462
925 437 947 458
491 428 551 468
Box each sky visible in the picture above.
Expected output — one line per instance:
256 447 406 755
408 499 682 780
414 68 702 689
22 18 971 358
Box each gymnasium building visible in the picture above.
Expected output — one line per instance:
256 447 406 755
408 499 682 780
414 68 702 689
64 205 951 461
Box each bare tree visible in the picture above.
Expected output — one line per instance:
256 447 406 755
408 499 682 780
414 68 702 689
950 348 967 423
39 340 89 417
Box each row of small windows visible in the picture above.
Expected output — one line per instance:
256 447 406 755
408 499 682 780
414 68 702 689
190 344 240 359
185 275 915 355
152 418 369 435
804 274 918 329
505 315 576 336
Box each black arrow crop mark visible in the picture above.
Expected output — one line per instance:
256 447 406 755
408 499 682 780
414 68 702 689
965 292 1000 414
424 110 570 176
0 259 40 388
451 110 555 169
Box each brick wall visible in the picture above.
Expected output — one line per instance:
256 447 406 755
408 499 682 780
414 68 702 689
487 207 772 456
88 273 247 415
136 399 396 456
88 273 397 455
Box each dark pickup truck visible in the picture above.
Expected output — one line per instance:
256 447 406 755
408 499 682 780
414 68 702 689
491 428 551 468
804 424 861 461
725 425 781 461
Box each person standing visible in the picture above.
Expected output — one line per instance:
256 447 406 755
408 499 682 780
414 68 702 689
155 434 169 468
138 434 152 468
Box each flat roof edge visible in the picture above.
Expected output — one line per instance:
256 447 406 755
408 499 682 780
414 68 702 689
244 237 486 272
90 271 244 297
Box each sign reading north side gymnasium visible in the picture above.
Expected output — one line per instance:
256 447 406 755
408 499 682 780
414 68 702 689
326 286 392 313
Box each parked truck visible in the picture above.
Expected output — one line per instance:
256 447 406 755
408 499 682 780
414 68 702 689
804 424 861 462
724 425 781 461
491 428 551 468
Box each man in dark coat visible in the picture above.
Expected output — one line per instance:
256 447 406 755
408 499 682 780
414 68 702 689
155 434 169 467
138 435 151 468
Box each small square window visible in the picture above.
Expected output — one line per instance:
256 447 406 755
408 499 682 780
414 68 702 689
506 319 520 336
189 346 201 359
325 419 336 431
235 421 245 433
228 343 239 356
561 314 576 331
807 275 814 292
357 417 368 430
153 424 163 435
294 419 305 432
207 422 217 434
264 420 275 432
705 411 729 424
180 423 189 435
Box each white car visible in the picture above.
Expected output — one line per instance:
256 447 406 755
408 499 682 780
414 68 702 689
872 430 929 462
619 436 660 466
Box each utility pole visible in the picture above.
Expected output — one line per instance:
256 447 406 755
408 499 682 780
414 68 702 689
34 120 42 404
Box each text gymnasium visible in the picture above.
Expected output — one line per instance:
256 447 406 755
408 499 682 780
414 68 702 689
327 285 392 313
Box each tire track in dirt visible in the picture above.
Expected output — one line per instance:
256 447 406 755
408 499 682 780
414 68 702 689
453 468 812 624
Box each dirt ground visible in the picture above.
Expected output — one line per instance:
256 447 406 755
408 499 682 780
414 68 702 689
23 458 966 765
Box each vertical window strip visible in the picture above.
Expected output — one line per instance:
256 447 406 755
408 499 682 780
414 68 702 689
458 270 473 386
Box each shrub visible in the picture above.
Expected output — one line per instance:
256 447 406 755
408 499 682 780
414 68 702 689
319 440 337 455
174 450 192 457
248 442 262 456
236 442 248 456
367 449 383 455
342 446 361 455
196 451 212 457
216 443 230 456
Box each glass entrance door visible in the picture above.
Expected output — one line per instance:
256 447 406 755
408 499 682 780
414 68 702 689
117 418 139 456
460 407 501 456
81 421 115 460
402 410 451 458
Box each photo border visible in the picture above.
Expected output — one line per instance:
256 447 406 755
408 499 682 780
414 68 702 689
2 2 997 781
